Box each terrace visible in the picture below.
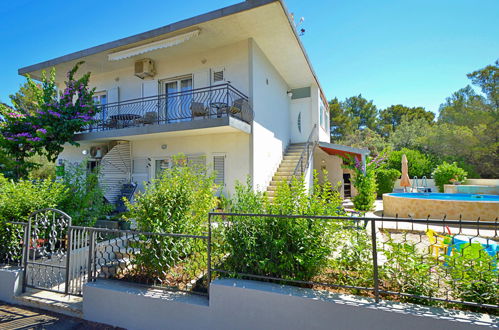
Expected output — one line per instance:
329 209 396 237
77 83 253 140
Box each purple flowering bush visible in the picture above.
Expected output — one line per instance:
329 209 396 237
0 62 97 178
343 153 386 211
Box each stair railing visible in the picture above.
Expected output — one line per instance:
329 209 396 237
290 124 318 182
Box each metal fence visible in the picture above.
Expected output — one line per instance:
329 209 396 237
69 226 210 296
208 213 499 312
85 83 253 133
1 214 497 312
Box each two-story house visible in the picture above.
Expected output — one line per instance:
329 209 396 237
18 0 368 203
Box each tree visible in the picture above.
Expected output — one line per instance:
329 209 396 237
467 60 499 110
378 104 434 136
438 86 493 127
329 98 359 140
9 82 43 115
389 117 432 150
342 94 378 130
0 62 97 179
338 128 388 156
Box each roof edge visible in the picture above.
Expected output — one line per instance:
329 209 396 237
319 142 370 156
18 0 278 76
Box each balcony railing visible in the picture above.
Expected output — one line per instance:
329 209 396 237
84 83 253 133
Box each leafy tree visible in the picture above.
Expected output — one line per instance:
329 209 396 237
378 104 434 136
342 94 378 130
388 117 432 150
337 128 388 156
9 82 43 115
438 86 493 127
467 59 499 110
0 62 97 179
329 98 359 139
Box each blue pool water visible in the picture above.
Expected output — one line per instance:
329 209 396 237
388 193 499 202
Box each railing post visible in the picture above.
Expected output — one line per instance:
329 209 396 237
370 218 380 303
22 220 32 293
87 230 95 283
65 226 72 295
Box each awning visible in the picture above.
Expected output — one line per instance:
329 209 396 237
108 29 201 61
318 142 369 161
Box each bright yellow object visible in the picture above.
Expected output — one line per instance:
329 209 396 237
426 229 449 259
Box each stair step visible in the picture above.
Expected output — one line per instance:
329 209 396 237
15 289 83 318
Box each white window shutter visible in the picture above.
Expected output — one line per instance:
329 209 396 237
213 155 225 186
187 154 206 168
108 87 120 104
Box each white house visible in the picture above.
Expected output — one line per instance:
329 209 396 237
19 0 368 203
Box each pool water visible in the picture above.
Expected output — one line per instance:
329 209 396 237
388 193 499 202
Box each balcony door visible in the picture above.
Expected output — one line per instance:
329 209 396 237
160 76 192 123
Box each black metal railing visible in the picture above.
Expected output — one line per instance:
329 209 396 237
84 83 253 133
2 213 497 313
209 213 499 312
291 124 318 181
69 226 209 296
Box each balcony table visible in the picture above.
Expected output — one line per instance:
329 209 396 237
210 102 228 118
110 114 142 128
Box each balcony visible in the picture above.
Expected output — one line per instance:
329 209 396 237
78 83 252 140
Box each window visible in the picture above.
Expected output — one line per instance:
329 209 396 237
160 75 193 122
320 102 329 132
153 154 206 179
93 91 107 121
211 68 225 84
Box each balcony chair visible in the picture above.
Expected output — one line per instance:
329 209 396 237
230 98 250 119
191 102 209 119
103 117 119 129
135 111 158 125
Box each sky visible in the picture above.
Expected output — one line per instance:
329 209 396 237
0 0 498 114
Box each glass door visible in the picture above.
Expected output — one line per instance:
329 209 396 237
161 76 192 122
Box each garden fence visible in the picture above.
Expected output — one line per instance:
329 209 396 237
1 214 497 312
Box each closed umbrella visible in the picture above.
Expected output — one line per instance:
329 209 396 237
400 154 411 192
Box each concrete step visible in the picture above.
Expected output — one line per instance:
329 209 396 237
282 155 301 161
274 172 294 177
15 289 83 318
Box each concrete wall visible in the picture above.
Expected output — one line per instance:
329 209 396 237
250 39 291 191
314 148 344 196
77 40 250 103
58 131 250 195
0 267 22 303
82 278 496 330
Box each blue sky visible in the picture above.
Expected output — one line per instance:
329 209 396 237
1 0 498 114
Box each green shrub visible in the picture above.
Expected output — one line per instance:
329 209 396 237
387 148 434 177
376 168 401 197
220 172 343 281
58 161 112 226
432 162 467 192
124 154 217 280
445 244 498 307
381 234 440 304
0 174 68 263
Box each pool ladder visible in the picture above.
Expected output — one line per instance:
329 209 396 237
412 176 431 193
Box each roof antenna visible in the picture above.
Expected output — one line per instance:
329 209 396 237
290 13 306 36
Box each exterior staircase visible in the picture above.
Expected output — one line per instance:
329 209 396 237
266 143 306 200
100 141 132 204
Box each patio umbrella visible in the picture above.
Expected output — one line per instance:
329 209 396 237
400 154 411 192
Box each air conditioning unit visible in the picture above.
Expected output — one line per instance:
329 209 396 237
134 58 156 79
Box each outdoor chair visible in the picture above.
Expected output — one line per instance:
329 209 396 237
103 117 119 129
135 111 158 125
191 102 209 118
426 229 450 259
230 98 250 116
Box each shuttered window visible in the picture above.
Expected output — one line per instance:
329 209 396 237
187 154 206 168
213 155 225 186
213 70 224 82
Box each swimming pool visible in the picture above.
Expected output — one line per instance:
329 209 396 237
383 193 499 221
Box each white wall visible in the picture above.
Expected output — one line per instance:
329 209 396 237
250 39 291 191
131 132 250 194
83 278 496 330
0 267 22 303
57 132 250 195
82 40 250 103
314 149 345 197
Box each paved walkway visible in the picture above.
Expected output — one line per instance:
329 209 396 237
0 302 119 330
